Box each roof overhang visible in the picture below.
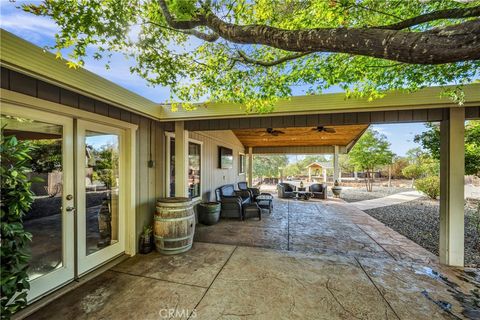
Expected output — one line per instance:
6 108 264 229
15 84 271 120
161 83 480 121
0 29 162 119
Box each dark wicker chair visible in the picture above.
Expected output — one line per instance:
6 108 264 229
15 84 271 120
238 181 260 200
277 183 296 198
215 184 250 219
309 183 328 199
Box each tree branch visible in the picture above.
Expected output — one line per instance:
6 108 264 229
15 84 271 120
157 0 204 29
235 50 312 67
156 0 218 42
144 21 218 42
155 1 480 64
377 5 480 30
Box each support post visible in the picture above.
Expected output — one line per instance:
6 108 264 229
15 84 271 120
323 168 327 183
247 147 253 187
439 107 465 267
333 145 339 183
174 121 189 197
308 167 312 182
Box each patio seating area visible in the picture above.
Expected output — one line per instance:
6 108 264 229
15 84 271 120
27 198 480 319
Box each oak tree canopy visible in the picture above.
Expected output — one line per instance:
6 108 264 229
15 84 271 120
23 0 480 112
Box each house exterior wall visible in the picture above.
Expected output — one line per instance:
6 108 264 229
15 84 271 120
0 67 165 247
1 67 249 247
189 130 246 202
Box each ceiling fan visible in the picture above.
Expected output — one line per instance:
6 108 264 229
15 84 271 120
262 128 285 136
312 126 336 133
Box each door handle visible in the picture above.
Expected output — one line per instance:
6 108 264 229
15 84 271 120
66 206 76 213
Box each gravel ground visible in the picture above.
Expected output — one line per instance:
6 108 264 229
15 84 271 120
364 198 480 267
338 186 414 203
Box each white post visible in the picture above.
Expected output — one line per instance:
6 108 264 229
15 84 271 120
439 107 465 267
247 147 253 187
354 171 358 180
308 167 312 182
174 121 189 197
323 168 327 183
333 145 339 183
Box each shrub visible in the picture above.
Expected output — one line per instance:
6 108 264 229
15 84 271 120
415 176 440 199
1 134 34 318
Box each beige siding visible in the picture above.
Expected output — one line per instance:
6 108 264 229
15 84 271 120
189 130 246 202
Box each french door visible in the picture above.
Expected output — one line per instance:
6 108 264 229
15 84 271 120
1 106 75 301
1 106 127 302
76 120 126 275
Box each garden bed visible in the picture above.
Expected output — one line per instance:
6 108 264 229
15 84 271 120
364 198 480 267
338 186 414 203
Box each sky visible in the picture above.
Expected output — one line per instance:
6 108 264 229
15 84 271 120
0 1 428 156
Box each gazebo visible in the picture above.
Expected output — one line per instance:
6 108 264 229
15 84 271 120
306 162 333 183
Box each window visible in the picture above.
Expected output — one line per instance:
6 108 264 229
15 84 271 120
166 134 202 199
188 142 201 199
169 137 175 197
239 153 246 174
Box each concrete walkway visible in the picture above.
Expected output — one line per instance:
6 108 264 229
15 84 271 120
350 190 423 211
27 198 479 320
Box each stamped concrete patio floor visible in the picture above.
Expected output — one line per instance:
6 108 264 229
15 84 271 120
28 199 480 320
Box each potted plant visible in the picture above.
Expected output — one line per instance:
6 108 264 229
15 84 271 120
198 202 221 225
332 180 342 198
139 225 153 254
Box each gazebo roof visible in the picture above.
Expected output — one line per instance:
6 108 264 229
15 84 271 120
306 162 332 169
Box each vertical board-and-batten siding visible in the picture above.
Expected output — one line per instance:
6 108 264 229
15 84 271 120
189 130 246 202
0 67 164 246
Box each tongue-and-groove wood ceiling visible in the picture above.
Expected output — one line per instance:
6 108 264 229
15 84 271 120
232 125 369 148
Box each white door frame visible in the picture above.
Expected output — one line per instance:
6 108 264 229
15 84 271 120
76 120 126 275
1 89 137 300
1 104 75 302
164 132 203 201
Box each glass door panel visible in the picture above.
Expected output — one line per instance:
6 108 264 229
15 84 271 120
77 121 125 275
85 131 120 255
1 106 75 302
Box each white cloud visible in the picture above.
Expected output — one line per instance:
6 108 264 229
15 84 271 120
372 125 391 137
0 3 58 46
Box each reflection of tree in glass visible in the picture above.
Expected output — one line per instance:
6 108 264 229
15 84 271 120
28 140 62 173
88 144 119 189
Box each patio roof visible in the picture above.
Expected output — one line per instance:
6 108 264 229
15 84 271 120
232 124 368 153
2 29 480 122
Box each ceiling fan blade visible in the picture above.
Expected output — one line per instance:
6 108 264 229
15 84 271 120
276 130 285 134
324 128 336 133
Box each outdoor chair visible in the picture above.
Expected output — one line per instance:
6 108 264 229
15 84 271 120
215 184 250 219
238 181 260 200
309 183 328 199
277 183 296 198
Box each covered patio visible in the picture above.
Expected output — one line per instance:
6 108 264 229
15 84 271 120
2 30 480 319
27 197 479 319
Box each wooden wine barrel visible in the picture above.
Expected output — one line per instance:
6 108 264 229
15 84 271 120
154 197 195 255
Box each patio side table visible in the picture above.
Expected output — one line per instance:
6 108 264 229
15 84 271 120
256 193 273 213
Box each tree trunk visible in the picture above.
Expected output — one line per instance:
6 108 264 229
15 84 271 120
203 14 480 64
158 0 480 65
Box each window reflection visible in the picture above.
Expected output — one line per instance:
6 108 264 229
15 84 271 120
188 142 201 198
1 115 63 280
85 131 119 255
